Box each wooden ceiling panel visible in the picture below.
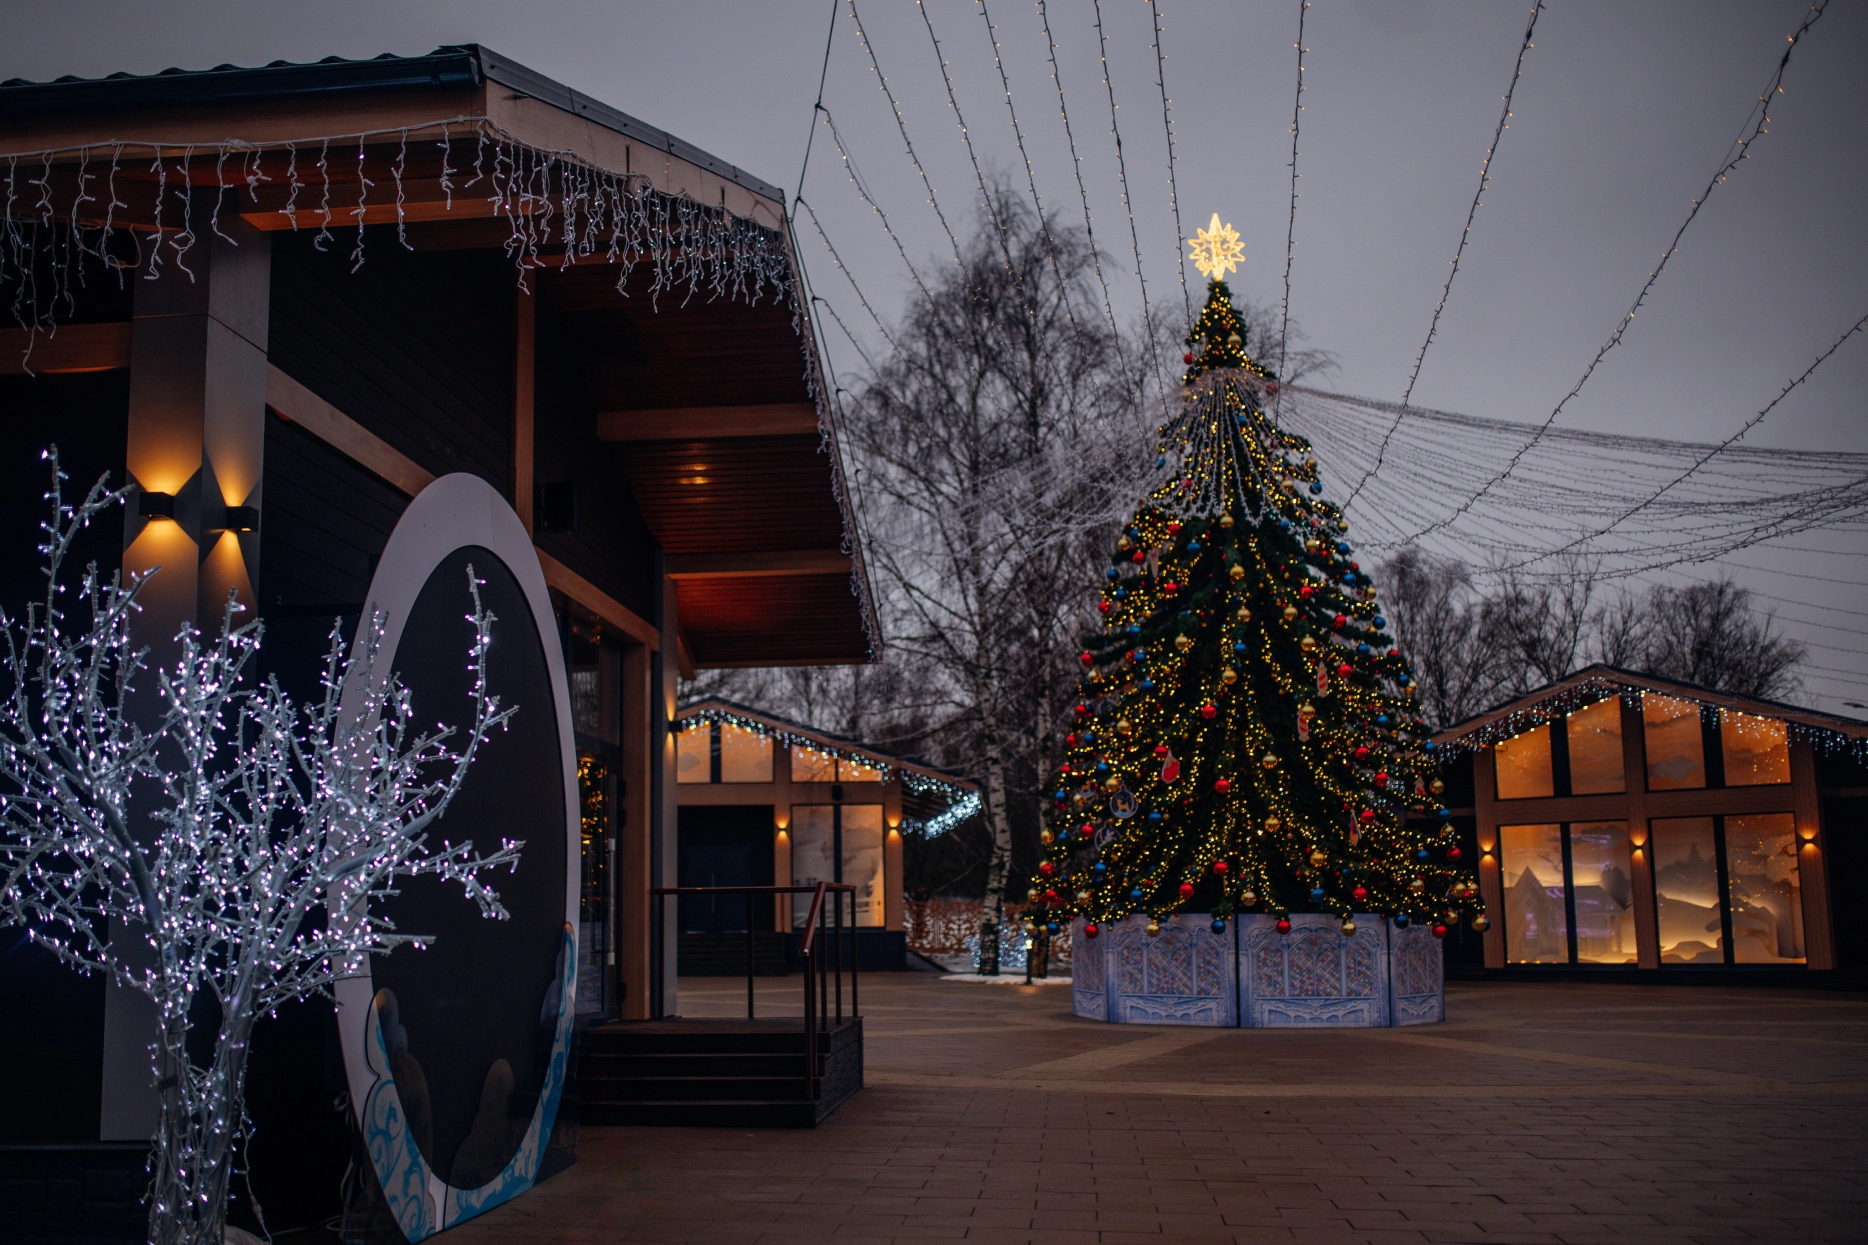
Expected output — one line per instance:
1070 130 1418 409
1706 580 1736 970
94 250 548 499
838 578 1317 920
609 436 845 556
677 574 869 666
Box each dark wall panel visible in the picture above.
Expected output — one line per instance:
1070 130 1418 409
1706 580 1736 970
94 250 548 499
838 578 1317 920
268 226 513 491
532 290 657 622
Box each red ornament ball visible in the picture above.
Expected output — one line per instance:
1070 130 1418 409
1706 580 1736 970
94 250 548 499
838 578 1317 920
1352 885 1369 902
1098 600 1112 614
1064 733 1078 746
1299 584 1313 598
1214 777 1231 794
1374 771 1389 787
1167 521 1182 534
1080 823 1095 838
1132 550 1146 563
1200 703 1217 720
1153 743 1170 757
1447 846 1463 861
1359 809 1377 824
1076 702 1090 717
1038 861 1055 877
1045 888 1060 904
1333 613 1347 629
1354 745 1371 761
1337 662 1354 677
1213 860 1229 875
1275 917 1292 934
1164 581 1179 594
1084 922 1100 938
1178 882 1196 900
1431 923 1449 940
1183 351 1195 364
1078 651 1095 667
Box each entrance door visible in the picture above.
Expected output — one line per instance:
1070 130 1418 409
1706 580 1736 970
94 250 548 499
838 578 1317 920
679 841 755 932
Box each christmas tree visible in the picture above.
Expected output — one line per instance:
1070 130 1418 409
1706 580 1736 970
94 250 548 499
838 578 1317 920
1038 216 1486 944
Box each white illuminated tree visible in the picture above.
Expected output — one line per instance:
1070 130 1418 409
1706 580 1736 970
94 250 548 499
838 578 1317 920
0 453 521 1245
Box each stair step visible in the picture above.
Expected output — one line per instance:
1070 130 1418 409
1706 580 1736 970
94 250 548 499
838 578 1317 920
582 1052 808 1078
581 1099 823 1129
581 1075 811 1103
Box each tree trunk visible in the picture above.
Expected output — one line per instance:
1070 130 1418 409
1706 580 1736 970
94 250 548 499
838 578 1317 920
977 721 1014 976
148 1006 255 1245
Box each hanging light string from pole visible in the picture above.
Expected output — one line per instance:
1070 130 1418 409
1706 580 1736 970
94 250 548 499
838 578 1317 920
1037 0 1121 339
815 104 937 307
1345 0 1543 507
1147 0 1191 326
796 195 896 359
977 0 1082 339
1403 0 1834 544
1091 0 1161 385
1496 309 1868 573
915 0 1028 314
1275 0 1310 396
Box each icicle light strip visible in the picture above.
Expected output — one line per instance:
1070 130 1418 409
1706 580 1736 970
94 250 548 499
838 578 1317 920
675 704 975 804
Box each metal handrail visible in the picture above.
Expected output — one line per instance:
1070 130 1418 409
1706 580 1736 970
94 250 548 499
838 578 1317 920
650 882 860 1103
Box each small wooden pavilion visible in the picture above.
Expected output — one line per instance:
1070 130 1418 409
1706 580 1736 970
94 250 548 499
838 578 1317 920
0 45 874 1242
1432 666 1868 976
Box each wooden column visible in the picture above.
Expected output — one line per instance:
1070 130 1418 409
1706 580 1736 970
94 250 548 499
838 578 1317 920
1473 747 1505 968
513 288 535 534
883 775 905 933
1790 737 1836 970
773 740 794 932
1621 695 1660 968
105 195 271 1140
652 570 681 1016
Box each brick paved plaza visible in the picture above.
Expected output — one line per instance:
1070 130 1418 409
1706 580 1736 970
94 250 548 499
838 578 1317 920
453 973 1868 1244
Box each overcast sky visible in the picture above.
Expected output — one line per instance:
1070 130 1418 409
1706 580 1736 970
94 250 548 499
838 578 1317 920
5 0 1863 710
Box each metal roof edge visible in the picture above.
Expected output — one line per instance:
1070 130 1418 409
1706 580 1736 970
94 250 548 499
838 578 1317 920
675 696 977 790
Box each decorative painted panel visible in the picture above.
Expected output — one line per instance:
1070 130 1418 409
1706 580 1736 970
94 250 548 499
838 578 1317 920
1069 917 1110 1021
1105 915 1235 1027
1239 914 1391 1029
1388 921 1445 1026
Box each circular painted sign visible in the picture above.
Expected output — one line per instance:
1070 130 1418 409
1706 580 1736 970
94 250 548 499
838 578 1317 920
333 474 578 1239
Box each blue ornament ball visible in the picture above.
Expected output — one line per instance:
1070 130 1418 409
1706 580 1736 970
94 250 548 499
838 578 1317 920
1210 918 1227 935
1393 914 1410 928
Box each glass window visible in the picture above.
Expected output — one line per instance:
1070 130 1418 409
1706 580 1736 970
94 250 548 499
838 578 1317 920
1721 712 1791 787
789 805 836 928
839 754 885 783
1651 817 1721 964
841 805 886 927
1499 823 1567 963
790 743 837 783
719 723 773 783
1567 699 1625 795
1725 813 1804 964
1568 821 1636 963
1644 694 1705 791
1494 726 1554 800
676 720 711 784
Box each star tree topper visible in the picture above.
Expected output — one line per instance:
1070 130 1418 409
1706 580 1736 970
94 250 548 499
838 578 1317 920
1187 213 1245 280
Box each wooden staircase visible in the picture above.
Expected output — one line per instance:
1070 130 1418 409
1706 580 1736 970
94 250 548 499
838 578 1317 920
577 1017 863 1128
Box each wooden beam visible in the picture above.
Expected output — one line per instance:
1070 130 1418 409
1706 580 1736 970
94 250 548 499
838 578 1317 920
0 322 131 375
675 631 697 681
1620 695 1660 969
596 403 819 442
665 549 851 578
268 362 660 654
514 288 536 536
266 365 436 497
1791 737 1835 970
1473 748 1504 969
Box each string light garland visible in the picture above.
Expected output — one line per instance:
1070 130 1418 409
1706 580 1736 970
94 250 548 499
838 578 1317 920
1038 265 1482 939
1037 0 1122 339
1091 0 1161 382
1346 0 1543 507
1406 0 1835 545
813 105 937 308
1147 0 1191 325
1275 0 1311 390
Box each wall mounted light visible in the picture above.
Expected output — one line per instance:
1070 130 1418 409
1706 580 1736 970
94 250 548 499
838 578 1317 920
139 491 176 520
221 505 259 533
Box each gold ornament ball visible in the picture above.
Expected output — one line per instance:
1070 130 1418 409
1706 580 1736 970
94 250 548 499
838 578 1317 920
1076 890 1092 904
1219 513 1235 529
1027 887 1040 902
1304 457 1318 472
1241 890 1259 907
1117 535 1132 552
1340 919 1357 936
1408 877 1426 894
1103 776 1121 792
1229 563 1246 582
1117 717 1134 736
1237 606 1252 622
1227 331 1243 347
1470 914 1491 932
1022 921 1037 937
1263 815 1283 833
1300 635 1318 652
1220 666 1238 686
1261 752 1280 770
1298 701 1317 720
1440 822 1456 838
1282 604 1299 622
1145 920 1162 938
1174 633 1194 651
1308 848 1328 868
1040 829 1055 846
1429 777 1446 796
1304 537 1320 554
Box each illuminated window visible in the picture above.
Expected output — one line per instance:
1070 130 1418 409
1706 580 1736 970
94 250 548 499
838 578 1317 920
1499 823 1567 963
1494 726 1553 800
790 744 837 783
841 804 886 927
789 805 835 927
1725 813 1804 964
1720 712 1790 787
1651 818 1721 964
839 755 885 783
1566 698 1625 795
719 722 773 782
1643 694 1705 790
1569 821 1636 964
676 721 711 784
788 804 886 928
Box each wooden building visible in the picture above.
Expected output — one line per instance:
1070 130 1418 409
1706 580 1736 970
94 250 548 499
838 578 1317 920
672 698 980 973
0 45 873 1242
1432 666 1868 975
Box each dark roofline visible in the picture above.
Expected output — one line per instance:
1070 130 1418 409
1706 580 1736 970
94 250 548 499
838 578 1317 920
0 44 784 205
676 696 978 791
1432 662 1868 743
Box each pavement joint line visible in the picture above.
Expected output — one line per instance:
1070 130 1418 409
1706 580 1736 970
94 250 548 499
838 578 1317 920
865 1071 1868 1099
989 1027 1228 1080
1361 1029 1785 1086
